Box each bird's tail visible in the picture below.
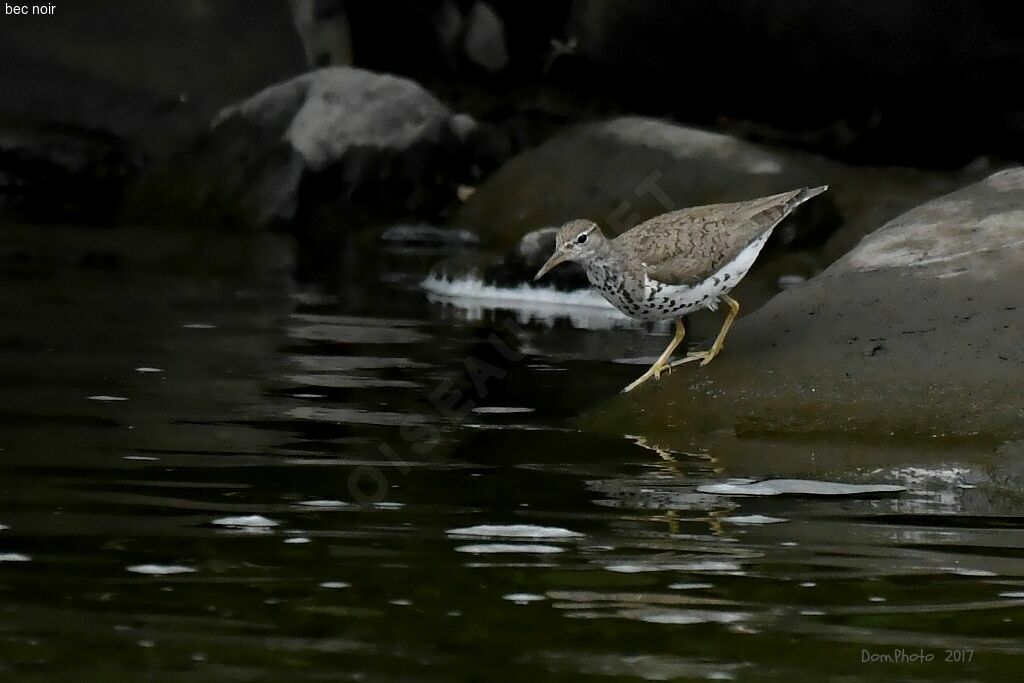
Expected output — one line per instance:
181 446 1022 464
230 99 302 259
788 185 829 207
744 185 828 234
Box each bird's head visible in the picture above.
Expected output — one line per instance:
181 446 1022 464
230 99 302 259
533 219 605 281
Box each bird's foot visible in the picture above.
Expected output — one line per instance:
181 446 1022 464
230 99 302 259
669 349 717 369
622 361 670 393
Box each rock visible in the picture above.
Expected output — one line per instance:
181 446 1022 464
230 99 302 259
128 67 501 230
591 167 1024 441
568 1 1024 164
775 274 806 290
331 2 1024 164
0 1 306 155
380 224 480 247
290 0 354 67
342 1 525 76
462 2 509 73
451 117 839 248
0 126 139 223
812 161 996 265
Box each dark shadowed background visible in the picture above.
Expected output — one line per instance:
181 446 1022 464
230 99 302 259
2 2 1024 682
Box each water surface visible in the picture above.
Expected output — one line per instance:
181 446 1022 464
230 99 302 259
1 225 1022 681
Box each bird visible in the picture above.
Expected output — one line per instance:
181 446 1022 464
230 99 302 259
533 186 828 393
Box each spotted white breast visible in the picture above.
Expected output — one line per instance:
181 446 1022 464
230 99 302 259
633 229 774 322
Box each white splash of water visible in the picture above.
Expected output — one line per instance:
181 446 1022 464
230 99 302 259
212 515 279 528
127 564 197 575
456 543 564 554
447 524 583 539
421 274 640 330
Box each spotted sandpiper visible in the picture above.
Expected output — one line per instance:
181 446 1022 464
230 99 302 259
534 186 828 392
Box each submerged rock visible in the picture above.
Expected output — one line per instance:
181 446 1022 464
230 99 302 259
380 224 480 247
452 116 839 247
0 126 138 223
128 66 502 230
592 167 1024 441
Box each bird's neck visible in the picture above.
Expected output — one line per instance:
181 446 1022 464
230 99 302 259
580 240 629 292
582 239 622 270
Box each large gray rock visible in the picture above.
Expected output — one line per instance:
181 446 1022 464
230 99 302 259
593 167 1024 441
129 67 499 229
452 117 839 247
0 1 306 155
832 169 1024 278
813 162 994 264
329 2 1024 164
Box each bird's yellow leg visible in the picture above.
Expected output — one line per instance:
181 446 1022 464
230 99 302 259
670 295 740 368
622 318 686 393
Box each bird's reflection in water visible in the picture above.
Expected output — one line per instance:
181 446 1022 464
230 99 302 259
627 434 730 537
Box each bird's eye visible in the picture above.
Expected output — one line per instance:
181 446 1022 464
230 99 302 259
576 232 588 245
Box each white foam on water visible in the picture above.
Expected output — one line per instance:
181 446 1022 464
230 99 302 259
284 537 311 544
503 593 546 604
182 322 216 329
320 581 351 589
604 564 658 574
423 274 616 310
0 524 8 531
0 553 31 562
668 583 714 590
681 560 744 573
88 395 129 402
135 367 163 373
697 479 906 496
421 275 639 329
605 560 741 574
943 567 997 577
456 543 564 554
123 456 159 461
127 564 196 575
390 599 413 606
447 524 583 539
297 500 350 509
628 609 748 626
999 592 1024 598
212 515 279 528
721 514 787 525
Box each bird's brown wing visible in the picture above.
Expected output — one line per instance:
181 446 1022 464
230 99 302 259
619 187 826 286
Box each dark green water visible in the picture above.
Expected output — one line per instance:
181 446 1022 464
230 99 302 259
1 225 1022 681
